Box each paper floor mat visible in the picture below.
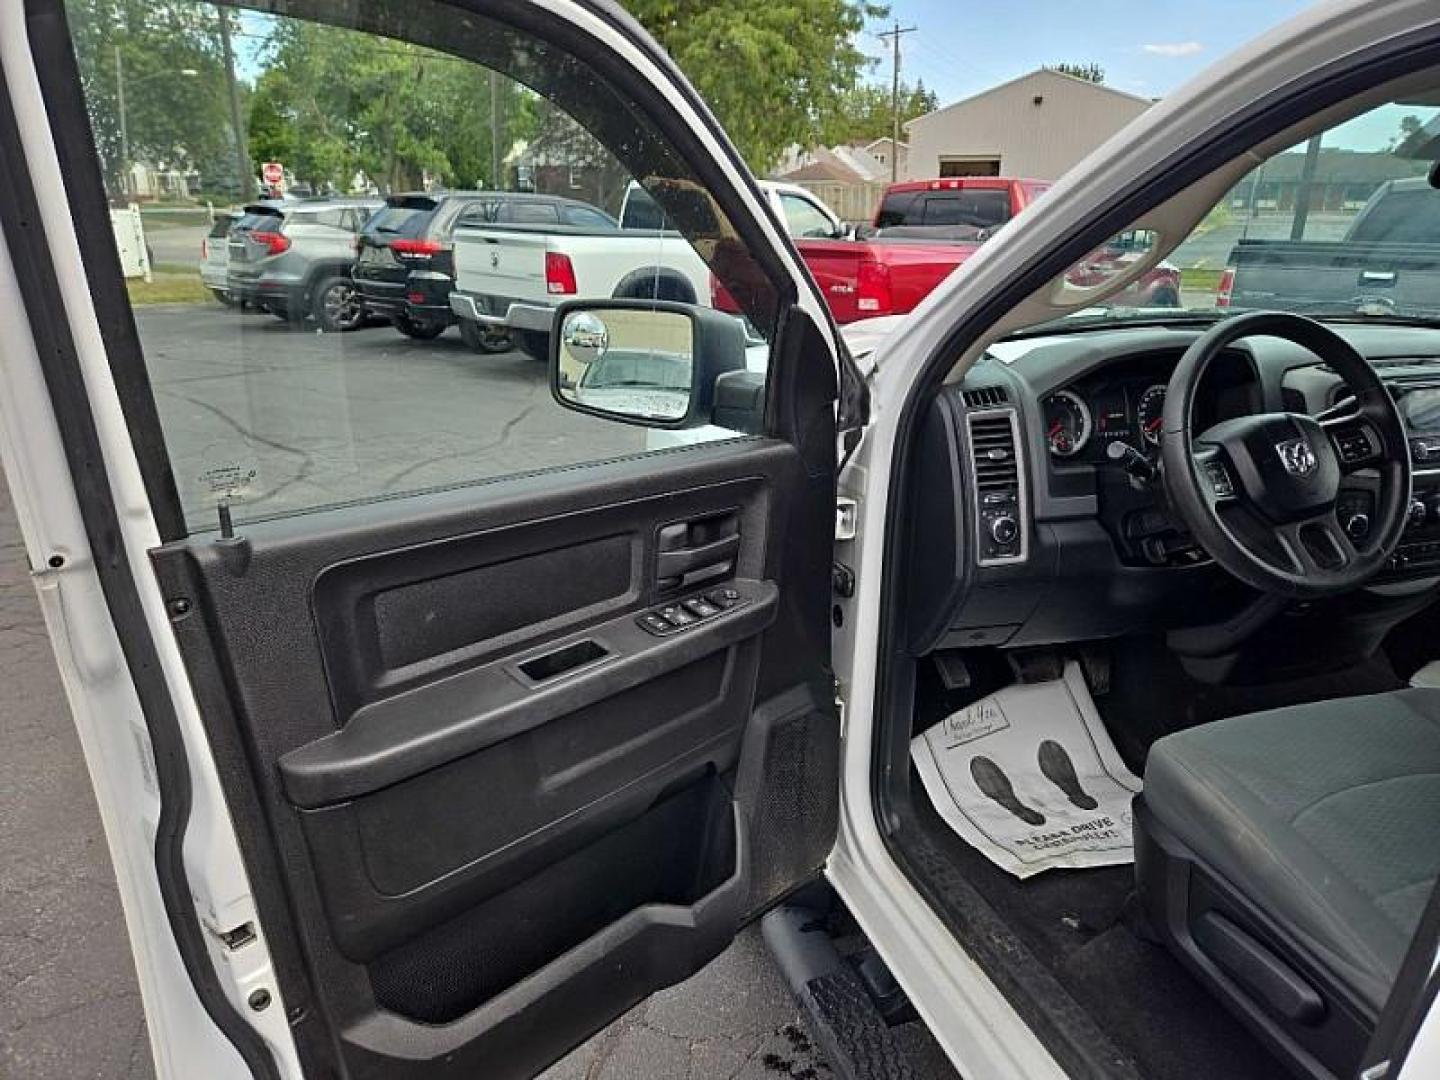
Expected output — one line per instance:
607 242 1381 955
911 661 1142 879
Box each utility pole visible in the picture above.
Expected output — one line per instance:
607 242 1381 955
216 7 253 200
877 21 917 183
490 69 502 189
114 44 128 196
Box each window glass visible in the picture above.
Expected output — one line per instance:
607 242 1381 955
506 201 561 224
564 206 619 229
921 191 1010 228
63 1 778 532
779 194 835 238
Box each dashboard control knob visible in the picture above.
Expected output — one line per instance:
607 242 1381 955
1409 499 1428 527
1343 513 1370 542
990 515 1019 545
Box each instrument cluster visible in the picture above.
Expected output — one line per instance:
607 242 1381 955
1042 378 1170 460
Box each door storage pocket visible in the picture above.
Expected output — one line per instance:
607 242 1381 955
365 774 744 1026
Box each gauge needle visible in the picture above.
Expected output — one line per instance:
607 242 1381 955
1049 421 1063 436
1145 418 1163 433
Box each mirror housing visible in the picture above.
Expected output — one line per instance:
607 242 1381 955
550 300 749 429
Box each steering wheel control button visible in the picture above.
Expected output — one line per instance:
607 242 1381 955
1336 428 1378 465
1409 500 1429 528
1203 461 1236 499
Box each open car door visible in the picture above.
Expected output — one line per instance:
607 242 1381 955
0 2 847 1076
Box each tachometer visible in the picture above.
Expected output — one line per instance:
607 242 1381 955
1136 383 1167 446
1043 389 1092 458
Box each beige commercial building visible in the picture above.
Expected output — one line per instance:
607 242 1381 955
905 69 1152 182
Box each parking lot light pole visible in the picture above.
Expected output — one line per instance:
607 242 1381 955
114 50 199 197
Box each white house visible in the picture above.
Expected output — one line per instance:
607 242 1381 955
905 69 1152 182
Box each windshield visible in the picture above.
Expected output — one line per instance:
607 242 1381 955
1044 99 1440 328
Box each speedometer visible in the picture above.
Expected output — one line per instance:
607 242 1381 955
1043 389 1092 458
1136 384 1167 446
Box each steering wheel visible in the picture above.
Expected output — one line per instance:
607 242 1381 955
1161 311 1411 599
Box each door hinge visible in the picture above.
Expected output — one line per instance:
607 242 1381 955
835 497 858 541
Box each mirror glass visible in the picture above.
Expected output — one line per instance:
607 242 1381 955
1062 229 1161 292
556 307 695 423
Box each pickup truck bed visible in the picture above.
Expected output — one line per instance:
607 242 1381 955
1223 238 1440 317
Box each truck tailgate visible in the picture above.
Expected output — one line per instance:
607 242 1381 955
453 227 551 304
794 237 978 323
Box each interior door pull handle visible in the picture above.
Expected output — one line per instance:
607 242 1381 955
656 534 740 579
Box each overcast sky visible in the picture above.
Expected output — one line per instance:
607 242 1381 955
860 0 1318 103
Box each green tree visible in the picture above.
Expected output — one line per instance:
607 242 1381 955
822 79 937 143
624 0 887 172
64 0 238 197
1048 62 1106 84
247 21 535 192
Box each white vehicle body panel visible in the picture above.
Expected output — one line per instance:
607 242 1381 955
451 226 709 324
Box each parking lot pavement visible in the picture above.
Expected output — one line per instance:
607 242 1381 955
133 303 651 530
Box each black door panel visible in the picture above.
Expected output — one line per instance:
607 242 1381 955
149 438 838 1078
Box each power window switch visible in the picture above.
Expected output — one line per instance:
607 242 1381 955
638 613 675 635
683 598 721 618
659 605 699 628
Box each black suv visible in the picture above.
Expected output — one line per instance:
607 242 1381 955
353 192 511 339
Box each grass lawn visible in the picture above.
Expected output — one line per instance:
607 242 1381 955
1180 267 1223 292
126 272 213 305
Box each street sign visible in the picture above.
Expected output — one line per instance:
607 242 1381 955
261 161 283 186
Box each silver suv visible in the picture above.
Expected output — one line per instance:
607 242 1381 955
226 197 382 331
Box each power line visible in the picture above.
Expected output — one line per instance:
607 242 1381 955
876 20 917 182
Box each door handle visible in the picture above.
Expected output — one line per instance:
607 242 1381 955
655 534 740 580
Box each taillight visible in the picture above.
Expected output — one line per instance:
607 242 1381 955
710 273 741 313
407 291 426 304
546 252 578 295
1216 266 1236 309
856 260 893 316
391 238 444 258
251 230 290 256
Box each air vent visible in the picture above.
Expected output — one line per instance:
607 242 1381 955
962 385 1009 408
965 410 1027 566
969 416 1019 491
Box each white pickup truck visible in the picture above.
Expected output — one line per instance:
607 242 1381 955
448 180 843 358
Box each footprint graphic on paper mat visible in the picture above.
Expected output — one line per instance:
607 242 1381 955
970 756 1046 826
1038 739 1099 810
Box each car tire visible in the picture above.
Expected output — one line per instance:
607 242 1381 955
1150 287 1180 308
210 288 236 307
516 330 549 361
458 319 512 354
394 314 446 340
312 275 365 332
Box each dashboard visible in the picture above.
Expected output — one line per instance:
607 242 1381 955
903 322 1440 657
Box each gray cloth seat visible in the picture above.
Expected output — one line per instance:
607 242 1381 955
1143 688 1440 1014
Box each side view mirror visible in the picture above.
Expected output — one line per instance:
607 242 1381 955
550 300 748 429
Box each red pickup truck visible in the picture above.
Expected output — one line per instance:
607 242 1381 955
782 177 1180 323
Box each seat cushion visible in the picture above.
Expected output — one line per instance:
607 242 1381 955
1144 688 1440 1013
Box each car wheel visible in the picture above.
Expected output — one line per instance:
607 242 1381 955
313 275 365 332
210 288 237 307
458 319 512 354
394 314 446 340
516 330 549 361
1150 287 1180 308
